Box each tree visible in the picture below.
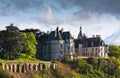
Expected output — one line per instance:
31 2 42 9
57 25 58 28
0 26 23 60
87 57 98 69
108 45 120 58
20 32 38 59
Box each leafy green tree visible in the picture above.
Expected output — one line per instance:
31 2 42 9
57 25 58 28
75 59 87 68
108 45 120 58
80 63 93 74
87 57 98 69
20 32 38 58
0 26 23 60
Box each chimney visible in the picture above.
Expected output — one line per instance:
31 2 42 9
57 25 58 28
83 33 87 38
96 35 100 38
47 31 49 35
61 28 64 32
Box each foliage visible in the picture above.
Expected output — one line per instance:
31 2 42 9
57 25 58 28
20 32 38 58
108 45 120 58
0 70 16 78
75 59 87 68
61 56 70 63
0 26 38 60
87 57 98 69
0 29 23 60
62 57 120 78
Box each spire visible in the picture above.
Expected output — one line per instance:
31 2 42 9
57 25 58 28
55 27 62 40
56 27 59 31
77 26 82 39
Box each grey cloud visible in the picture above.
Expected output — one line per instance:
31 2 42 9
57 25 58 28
56 0 120 15
0 0 45 16
1 0 120 15
105 30 120 45
1 0 120 25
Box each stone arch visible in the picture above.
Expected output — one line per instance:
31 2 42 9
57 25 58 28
50 64 53 69
12 64 15 72
38 63 40 71
28 64 31 70
5 64 7 70
38 63 43 71
33 64 36 71
21 65 25 73
8 64 11 71
50 63 57 69
16 64 20 72
42 64 46 70
24 63 27 71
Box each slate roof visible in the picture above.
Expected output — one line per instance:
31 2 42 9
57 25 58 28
61 32 73 40
84 37 104 47
47 27 73 41
48 31 62 41
75 26 106 48
75 37 105 48
74 39 83 48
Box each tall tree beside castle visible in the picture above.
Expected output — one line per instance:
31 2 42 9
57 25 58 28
0 24 38 60
0 24 23 59
20 32 38 59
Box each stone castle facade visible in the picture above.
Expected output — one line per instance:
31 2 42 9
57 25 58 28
37 27 108 60
36 27 75 60
75 27 108 58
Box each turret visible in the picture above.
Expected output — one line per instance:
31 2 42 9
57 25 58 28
77 26 82 39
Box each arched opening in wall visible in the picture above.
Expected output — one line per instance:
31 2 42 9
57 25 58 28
38 63 40 71
28 64 31 70
12 64 15 72
42 64 46 70
24 63 27 71
21 65 25 73
16 64 20 72
50 64 53 69
33 64 36 71
5 64 7 70
9 65 11 70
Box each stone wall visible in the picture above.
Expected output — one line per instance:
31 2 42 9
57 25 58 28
2 63 57 73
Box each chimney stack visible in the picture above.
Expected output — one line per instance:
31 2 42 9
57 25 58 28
96 35 100 38
47 31 49 35
83 33 87 38
61 28 64 32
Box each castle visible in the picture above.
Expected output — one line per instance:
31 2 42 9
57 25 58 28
36 27 75 60
0 24 109 60
75 27 108 58
37 26 108 60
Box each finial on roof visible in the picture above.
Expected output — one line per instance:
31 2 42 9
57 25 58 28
80 25 82 30
80 26 82 30
77 25 82 39
56 27 59 31
10 23 13 26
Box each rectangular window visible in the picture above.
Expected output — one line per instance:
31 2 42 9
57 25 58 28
92 48 94 51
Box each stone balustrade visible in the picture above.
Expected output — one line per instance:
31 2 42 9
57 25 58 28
2 63 57 73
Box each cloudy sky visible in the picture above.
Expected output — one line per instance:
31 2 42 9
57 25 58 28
0 0 120 45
